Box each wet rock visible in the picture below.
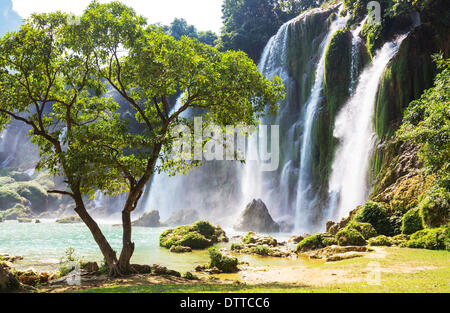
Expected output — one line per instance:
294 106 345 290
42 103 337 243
132 210 161 227
288 235 307 244
164 208 199 226
234 199 280 233
0 254 23 263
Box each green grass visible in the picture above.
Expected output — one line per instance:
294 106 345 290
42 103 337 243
75 247 450 293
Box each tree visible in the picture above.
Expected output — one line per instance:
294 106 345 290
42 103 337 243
0 1 284 275
216 0 312 61
167 18 218 46
398 54 450 173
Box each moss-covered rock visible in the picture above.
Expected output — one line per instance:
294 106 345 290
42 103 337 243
0 204 32 220
401 207 424 235
169 245 192 253
296 233 336 252
405 226 450 251
242 232 277 247
354 201 393 236
208 248 238 273
56 215 82 224
392 234 409 246
335 228 366 246
344 220 377 240
0 187 22 210
159 221 228 250
368 235 393 246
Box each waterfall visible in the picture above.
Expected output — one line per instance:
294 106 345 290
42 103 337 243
327 34 408 222
349 16 368 94
294 9 349 231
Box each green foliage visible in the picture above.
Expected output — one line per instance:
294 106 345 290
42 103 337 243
418 186 449 228
398 55 450 173
402 208 424 235
355 201 393 235
230 243 242 250
405 226 450 251
335 228 366 246
344 221 377 239
191 221 215 237
58 247 84 277
182 271 197 280
208 248 239 273
165 18 218 46
296 233 336 252
368 235 393 246
361 22 383 57
217 0 316 61
253 245 270 256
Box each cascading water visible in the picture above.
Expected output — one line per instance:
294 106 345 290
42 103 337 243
327 34 408 222
294 9 349 231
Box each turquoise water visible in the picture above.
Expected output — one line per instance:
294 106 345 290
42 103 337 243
0 220 304 273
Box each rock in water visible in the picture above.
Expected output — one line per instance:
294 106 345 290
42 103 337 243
164 208 199 226
234 199 280 233
133 210 161 227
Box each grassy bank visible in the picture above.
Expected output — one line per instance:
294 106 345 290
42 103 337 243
74 247 450 293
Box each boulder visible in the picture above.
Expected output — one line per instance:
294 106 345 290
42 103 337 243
242 232 277 246
170 245 192 253
132 210 161 227
0 265 20 292
164 208 199 226
234 199 280 233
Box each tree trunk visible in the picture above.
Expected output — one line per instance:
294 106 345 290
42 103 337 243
73 194 119 273
118 208 134 274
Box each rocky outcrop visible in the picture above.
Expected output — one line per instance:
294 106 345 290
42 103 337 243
230 232 294 258
132 210 161 227
160 221 228 250
234 199 280 233
164 208 199 226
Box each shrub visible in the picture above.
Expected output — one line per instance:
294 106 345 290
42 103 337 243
392 234 410 245
405 226 449 251
345 221 377 239
296 233 335 252
335 228 366 246
253 245 270 256
182 271 197 280
230 243 242 251
418 187 449 228
208 248 238 273
355 201 393 235
191 221 215 237
57 248 84 277
0 204 32 220
369 235 393 246
401 208 424 235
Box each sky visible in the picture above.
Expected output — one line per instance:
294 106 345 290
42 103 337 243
10 0 224 32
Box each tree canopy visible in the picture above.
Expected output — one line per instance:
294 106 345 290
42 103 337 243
0 0 284 275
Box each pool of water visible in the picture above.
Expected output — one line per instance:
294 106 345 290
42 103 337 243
0 220 310 273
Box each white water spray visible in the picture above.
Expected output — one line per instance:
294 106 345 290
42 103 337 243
327 34 407 221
